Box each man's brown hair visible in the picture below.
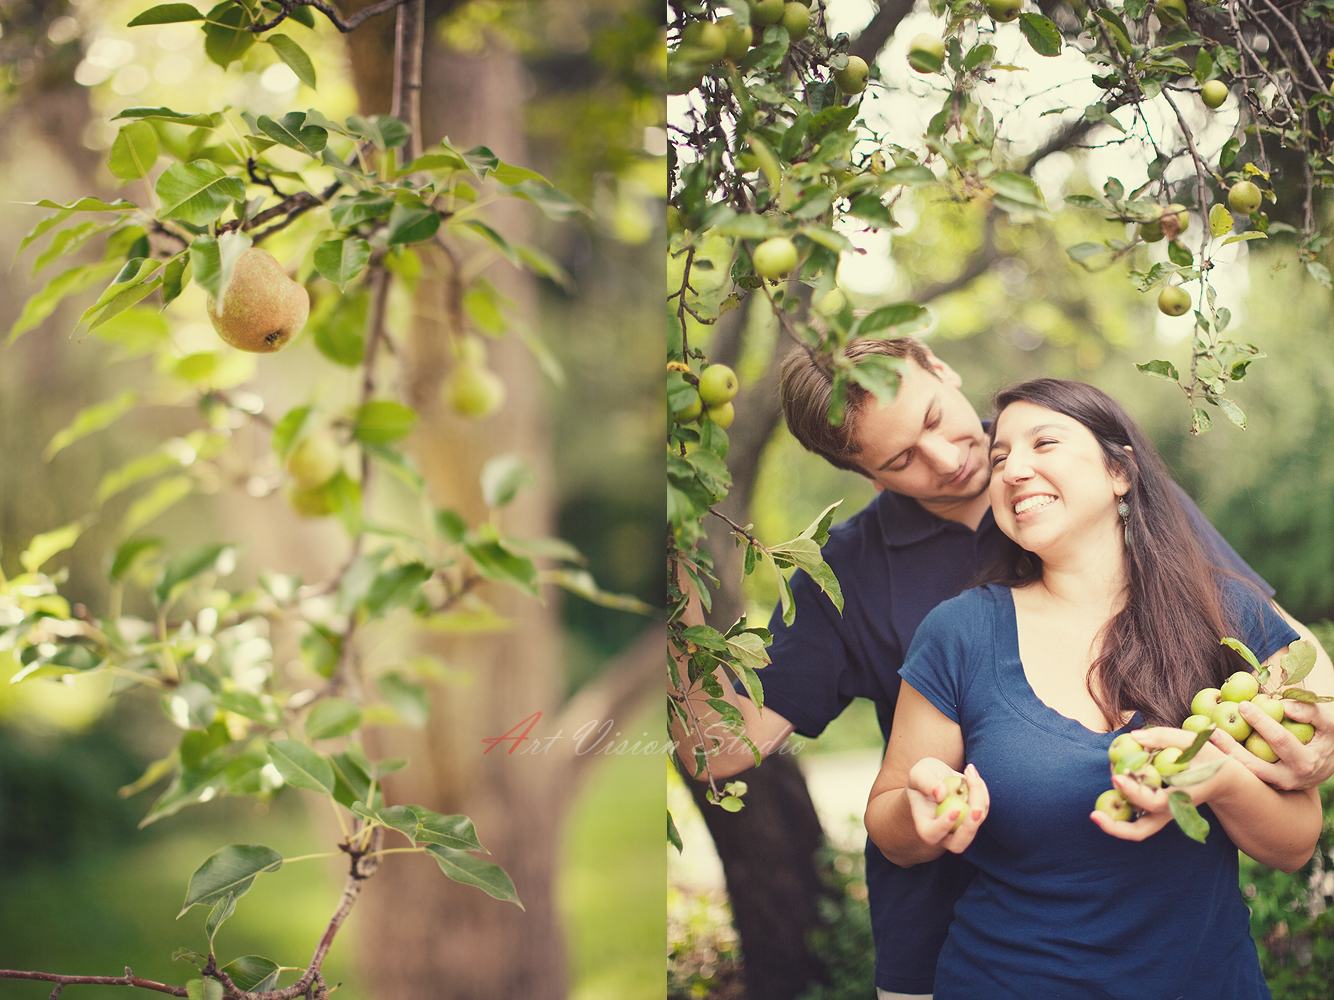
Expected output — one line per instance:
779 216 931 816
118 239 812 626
779 337 938 474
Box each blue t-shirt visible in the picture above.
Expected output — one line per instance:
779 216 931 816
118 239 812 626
899 582 1298 1000
758 485 1273 994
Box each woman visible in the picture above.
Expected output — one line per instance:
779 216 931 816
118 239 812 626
864 379 1333 999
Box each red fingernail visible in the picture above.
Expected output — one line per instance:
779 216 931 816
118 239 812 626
971 809 983 820
949 810 960 822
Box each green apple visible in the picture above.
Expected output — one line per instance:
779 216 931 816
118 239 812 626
706 401 735 429
834 55 869 94
284 481 333 518
1108 733 1143 764
750 0 785 25
1201 80 1228 109
1152 746 1187 776
753 237 799 279
675 388 703 423
1252 693 1285 723
1220 670 1260 703
983 0 1023 21
1138 207 1165 243
943 774 967 798
1094 788 1133 821
1181 714 1214 733
286 431 342 487
1158 285 1192 317
445 362 506 418
816 288 847 314
717 15 753 60
1211 701 1252 742
1244 732 1280 762
781 2 810 40
1282 718 1315 744
1129 764 1162 789
1228 180 1263 215
936 793 971 831
681 20 728 64
1190 688 1223 717
697 364 739 405
908 34 946 74
1155 0 1187 23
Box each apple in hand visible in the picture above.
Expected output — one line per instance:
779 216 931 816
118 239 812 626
1251 693 1286 723
1220 670 1260 703
1190 688 1223 717
1095 788 1133 821
1108 733 1143 764
1245 732 1280 762
1282 718 1316 745
1211 701 1252 742
1182 714 1214 733
1152 746 1187 776
936 794 971 831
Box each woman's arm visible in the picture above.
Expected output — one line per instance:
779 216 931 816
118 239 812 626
864 682 990 868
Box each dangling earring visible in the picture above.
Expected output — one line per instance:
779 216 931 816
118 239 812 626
1116 495 1130 546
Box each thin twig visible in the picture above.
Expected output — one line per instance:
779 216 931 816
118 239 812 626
1253 0 1324 91
249 0 413 34
0 969 187 997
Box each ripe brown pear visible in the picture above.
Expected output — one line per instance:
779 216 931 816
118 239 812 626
208 248 310 353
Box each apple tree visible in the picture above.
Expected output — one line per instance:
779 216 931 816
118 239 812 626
668 0 1334 991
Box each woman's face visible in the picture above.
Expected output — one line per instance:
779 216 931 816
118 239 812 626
987 401 1130 557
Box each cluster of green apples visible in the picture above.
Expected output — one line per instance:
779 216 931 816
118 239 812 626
1181 671 1314 763
669 0 814 92
904 0 1020 77
672 363 740 429
1094 734 1197 820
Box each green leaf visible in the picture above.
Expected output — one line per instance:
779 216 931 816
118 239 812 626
548 568 655 614
161 253 192 308
466 539 539 596
1135 359 1179 382
480 454 535 508
20 518 93 573
219 957 280 993
425 845 522 907
110 537 162 581
15 209 74 262
305 698 362 740
203 1 255 68
329 191 395 228
313 238 371 290
44 389 138 461
363 562 432 616
156 161 246 226
265 739 334 793
668 810 683 852
179 844 283 916
112 106 223 128
120 475 194 536
847 353 902 407
378 672 430 726
1306 261 1333 289
461 220 521 266
1220 636 1262 671
128 3 206 25
372 804 421 843
990 171 1045 209
266 33 316 88
109 121 159 181
256 111 327 157
1208 203 1233 238
1175 725 1215 765
190 230 253 306
204 892 236 947
1281 640 1317 687
503 180 582 221
1164 758 1225 787
156 543 236 605
386 200 441 245
855 304 926 337
186 979 223 1000
1018 13 1062 56
9 261 122 343
271 405 312 462
214 690 284 727
1167 239 1194 266
32 220 117 277
22 196 139 212
354 400 417 445
411 807 484 850
300 624 341 679
1215 396 1246 429
1167 790 1210 842
1221 231 1268 247
882 165 935 186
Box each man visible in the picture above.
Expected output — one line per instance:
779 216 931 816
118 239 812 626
673 336 1334 999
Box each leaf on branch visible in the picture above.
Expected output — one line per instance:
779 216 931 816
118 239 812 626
219 957 280 993
9 261 122 343
155 543 236 606
265 33 317 89
881 164 935 186
503 179 583 221
1306 261 1333 289
425 845 523 906
1208 203 1234 238
112 106 223 128
305 698 362 741
190 231 253 310
186 979 224 1000
20 517 95 574
204 892 236 948
1221 231 1267 247
1135 359 1179 383
22 196 139 213
179 844 283 916
410 807 484 851
480 454 536 508
1214 396 1246 429
128 3 206 25
120 475 194 537
1167 790 1210 842
256 111 328 157
353 400 418 445
1018 13 1062 57
1220 636 1262 671
313 238 371 290
156 161 245 226
109 121 159 182
387 200 442 245
1281 640 1317 687
668 810 683 853
547 568 656 614
265 739 335 793
43 389 138 461
202 1 255 68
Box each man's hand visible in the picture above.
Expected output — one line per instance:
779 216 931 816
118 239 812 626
1210 698 1334 791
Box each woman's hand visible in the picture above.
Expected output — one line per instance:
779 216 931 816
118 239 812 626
904 759 989 854
1090 726 1237 842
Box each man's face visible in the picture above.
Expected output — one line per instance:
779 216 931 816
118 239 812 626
849 354 991 514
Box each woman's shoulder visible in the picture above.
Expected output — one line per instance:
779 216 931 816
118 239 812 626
917 584 1008 633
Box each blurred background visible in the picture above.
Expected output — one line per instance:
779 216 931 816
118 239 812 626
0 0 664 997
667 0 1334 997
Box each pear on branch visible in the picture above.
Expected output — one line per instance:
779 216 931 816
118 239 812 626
208 248 310 353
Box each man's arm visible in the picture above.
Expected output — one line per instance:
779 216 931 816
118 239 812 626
1210 602 1334 791
669 589 796 782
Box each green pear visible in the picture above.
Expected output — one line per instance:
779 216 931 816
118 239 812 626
1220 670 1259 703
284 481 333 518
446 362 506 418
207 248 310 353
285 432 341 487
1210 701 1252 742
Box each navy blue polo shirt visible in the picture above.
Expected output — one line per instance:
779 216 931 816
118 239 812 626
756 485 1272 995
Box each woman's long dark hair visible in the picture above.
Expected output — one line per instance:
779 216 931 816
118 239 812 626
980 379 1260 728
